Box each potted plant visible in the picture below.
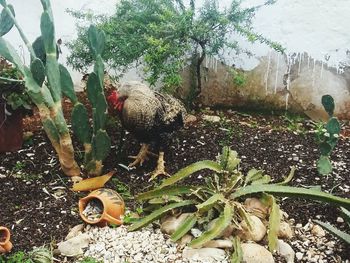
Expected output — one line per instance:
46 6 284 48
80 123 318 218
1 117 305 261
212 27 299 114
0 57 32 152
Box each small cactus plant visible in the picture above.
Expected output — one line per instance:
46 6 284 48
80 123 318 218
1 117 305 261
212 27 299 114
316 95 341 175
68 26 111 176
0 0 80 177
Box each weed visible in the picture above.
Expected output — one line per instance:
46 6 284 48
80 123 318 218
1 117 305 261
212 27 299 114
111 178 132 200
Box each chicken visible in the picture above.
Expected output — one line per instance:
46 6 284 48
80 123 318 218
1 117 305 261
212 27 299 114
107 82 186 180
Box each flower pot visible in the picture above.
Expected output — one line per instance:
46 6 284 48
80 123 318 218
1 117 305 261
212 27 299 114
79 188 125 226
0 102 23 152
0 227 13 254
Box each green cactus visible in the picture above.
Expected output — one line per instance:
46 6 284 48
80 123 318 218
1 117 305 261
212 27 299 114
0 0 80 177
316 95 341 175
69 25 111 176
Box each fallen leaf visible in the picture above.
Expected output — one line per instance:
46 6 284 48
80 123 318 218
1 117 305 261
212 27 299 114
72 171 115 192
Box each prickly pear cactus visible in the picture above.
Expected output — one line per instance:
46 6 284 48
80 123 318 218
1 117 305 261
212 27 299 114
70 25 111 176
316 95 341 175
0 0 81 177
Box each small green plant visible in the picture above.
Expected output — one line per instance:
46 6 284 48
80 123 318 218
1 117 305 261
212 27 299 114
0 247 52 263
79 257 103 263
111 177 132 200
282 113 306 135
230 68 247 87
316 95 341 175
314 207 350 244
129 147 350 260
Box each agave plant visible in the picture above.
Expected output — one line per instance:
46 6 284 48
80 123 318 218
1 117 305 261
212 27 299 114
129 147 350 261
314 207 350 245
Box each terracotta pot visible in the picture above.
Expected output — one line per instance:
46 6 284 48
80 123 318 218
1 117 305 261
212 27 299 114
0 227 13 254
0 102 23 153
79 188 125 226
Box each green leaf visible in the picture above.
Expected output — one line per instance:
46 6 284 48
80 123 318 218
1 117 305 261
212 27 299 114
250 175 271 185
196 194 224 214
341 207 350 224
244 169 264 185
319 142 332 156
0 4 15 37
314 220 350 244
189 202 233 248
317 155 332 175
220 147 240 171
137 186 194 201
171 213 197 242
231 185 350 210
160 161 222 188
231 237 243 263
128 200 195 231
321 95 335 117
30 58 45 87
276 166 296 185
59 64 78 103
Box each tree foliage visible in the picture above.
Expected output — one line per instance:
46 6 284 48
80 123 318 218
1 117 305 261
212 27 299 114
67 0 284 102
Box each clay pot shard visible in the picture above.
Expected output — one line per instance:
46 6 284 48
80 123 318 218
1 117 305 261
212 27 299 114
79 188 125 226
0 227 13 254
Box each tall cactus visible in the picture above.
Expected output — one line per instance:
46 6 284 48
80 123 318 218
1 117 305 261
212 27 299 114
68 26 111 176
316 95 341 175
0 0 80 177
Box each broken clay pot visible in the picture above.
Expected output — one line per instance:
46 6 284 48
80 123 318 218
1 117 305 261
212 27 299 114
79 188 125 226
0 227 12 254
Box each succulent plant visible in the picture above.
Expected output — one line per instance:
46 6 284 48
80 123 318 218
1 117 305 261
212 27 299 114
316 95 341 175
129 147 350 261
0 0 80 177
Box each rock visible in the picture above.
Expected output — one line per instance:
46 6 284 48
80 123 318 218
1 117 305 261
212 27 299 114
277 239 295 263
203 239 233 248
278 221 294 240
241 243 274 263
182 247 226 262
244 198 269 219
57 233 90 257
311 225 326 237
178 234 193 249
190 228 202 238
65 224 85 240
184 114 197 124
161 213 191 235
336 217 344 223
238 215 267 242
203 115 221 123
295 252 303 260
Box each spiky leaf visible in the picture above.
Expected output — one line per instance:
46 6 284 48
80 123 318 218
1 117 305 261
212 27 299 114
245 169 264 185
59 64 77 103
160 161 222 188
92 130 111 161
321 95 335 117
128 200 195 231
220 147 240 171
231 185 350 210
317 155 332 175
326 117 341 135
71 103 91 144
30 58 46 87
88 25 105 57
137 186 194 201
189 202 233 248
0 4 14 36
196 194 224 214
263 194 280 251
171 213 197 242
314 220 350 244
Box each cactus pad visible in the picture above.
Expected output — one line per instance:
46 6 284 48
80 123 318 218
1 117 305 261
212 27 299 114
321 95 335 117
0 4 14 37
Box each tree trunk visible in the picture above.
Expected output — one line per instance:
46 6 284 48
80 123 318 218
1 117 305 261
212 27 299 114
194 50 206 102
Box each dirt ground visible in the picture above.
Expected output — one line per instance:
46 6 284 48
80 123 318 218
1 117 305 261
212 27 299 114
0 97 349 261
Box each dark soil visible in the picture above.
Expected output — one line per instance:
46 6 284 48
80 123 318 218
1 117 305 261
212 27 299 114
1 97 349 261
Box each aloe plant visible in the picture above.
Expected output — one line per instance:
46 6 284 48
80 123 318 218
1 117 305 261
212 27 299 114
0 0 80 176
314 207 350 244
130 147 350 259
316 95 341 175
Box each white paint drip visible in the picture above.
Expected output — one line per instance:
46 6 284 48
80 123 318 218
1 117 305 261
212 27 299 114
298 53 302 75
265 51 272 95
274 53 280 94
312 59 316 88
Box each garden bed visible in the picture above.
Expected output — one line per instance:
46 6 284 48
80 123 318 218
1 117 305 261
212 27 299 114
0 103 349 262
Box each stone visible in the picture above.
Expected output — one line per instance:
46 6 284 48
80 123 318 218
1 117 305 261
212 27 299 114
277 239 295 263
57 233 90 257
65 224 85 240
241 243 274 263
182 247 226 262
278 221 294 240
311 225 326 237
178 234 193 249
244 198 269 219
203 239 233 248
296 252 304 260
161 213 191 235
202 115 221 123
238 215 267 242
184 114 198 125
336 217 344 223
